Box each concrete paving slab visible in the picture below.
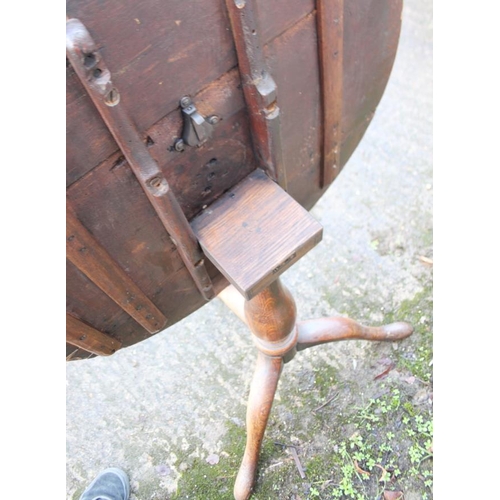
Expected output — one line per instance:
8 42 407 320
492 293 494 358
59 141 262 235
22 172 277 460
67 0 432 497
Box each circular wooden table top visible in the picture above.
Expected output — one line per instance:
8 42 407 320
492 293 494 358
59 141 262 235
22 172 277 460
66 0 402 360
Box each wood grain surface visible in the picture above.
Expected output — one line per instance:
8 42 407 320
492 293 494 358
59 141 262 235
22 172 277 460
67 204 168 334
66 314 122 356
66 0 402 355
192 169 322 300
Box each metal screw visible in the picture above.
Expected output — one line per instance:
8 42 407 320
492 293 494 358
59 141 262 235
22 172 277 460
174 139 185 152
180 96 192 108
149 177 162 188
104 88 120 106
208 115 220 125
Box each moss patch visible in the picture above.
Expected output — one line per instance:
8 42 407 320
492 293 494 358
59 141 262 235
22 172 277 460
385 287 433 383
171 286 432 499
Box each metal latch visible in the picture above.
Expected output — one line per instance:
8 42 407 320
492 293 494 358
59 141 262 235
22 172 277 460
174 96 219 151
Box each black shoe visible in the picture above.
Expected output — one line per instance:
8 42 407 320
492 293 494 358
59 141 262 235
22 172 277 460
79 468 130 500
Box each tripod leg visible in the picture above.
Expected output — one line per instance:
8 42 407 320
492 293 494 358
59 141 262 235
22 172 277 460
234 351 283 500
297 316 413 351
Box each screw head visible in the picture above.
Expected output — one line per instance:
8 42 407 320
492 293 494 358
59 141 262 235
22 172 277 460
208 115 220 125
104 88 120 107
180 96 192 108
174 139 185 152
149 177 162 188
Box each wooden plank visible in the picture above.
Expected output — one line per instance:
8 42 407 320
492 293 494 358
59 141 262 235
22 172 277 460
66 314 122 356
66 143 233 338
191 169 322 300
66 259 152 348
257 0 315 44
66 93 118 187
63 0 404 357
67 68 258 223
66 204 168 333
264 12 322 209
341 0 402 133
66 0 313 186
316 0 344 187
67 250 229 353
66 18 214 300
67 68 254 193
66 0 237 126
224 0 287 190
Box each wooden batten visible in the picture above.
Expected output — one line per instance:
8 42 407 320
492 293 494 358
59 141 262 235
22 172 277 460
67 204 168 334
224 0 287 190
192 169 322 300
66 18 214 300
65 0 404 355
66 314 122 356
316 0 344 187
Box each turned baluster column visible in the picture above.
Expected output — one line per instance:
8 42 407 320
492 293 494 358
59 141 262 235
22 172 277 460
220 278 414 500
234 278 297 500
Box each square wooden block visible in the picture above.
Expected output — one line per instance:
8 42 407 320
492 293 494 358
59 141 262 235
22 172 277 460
191 169 323 300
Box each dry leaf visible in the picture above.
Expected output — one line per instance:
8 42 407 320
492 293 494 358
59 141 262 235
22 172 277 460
383 491 404 500
374 464 388 482
290 447 306 479
418 256 433 265
354 460 370 476
374 361 396 380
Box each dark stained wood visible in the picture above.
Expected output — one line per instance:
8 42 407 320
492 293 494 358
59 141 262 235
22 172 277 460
192 169 322 300
235 352 283 500
224 0 287 189
296 317 414 351
66 66 118 187
69 79 257 221
66 314 122 356
233 278 296 500
66 152 230 341
66 0 402 218
67 204 168 334
66 3 409 496
66 19 214 300
67 253 229 354
333 0 403 179
66 0 237 177
66 0 314 186
257 0 315 45
264 12 322 209
66 260 152 349
66 0 404 354
317 0 344 187
163 112 256 220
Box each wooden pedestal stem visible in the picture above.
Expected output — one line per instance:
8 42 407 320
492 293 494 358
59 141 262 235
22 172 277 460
219 279 413 500
232 279 297 500
235 352 283 500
